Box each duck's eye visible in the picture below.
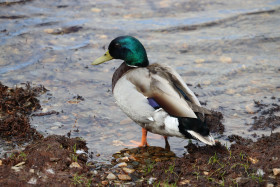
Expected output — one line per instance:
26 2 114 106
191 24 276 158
115 43 121 48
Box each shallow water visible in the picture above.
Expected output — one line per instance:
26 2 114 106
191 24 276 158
1 0 280 161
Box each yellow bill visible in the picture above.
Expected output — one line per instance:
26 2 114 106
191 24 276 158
92 51 113 65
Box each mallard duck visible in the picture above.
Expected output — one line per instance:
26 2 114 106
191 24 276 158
92 36 215 150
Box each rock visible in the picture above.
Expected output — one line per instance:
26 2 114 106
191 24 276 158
27 177 37 185
69 162 82 169
118 174 131 181
116 162 127 167
117 156 129 162
106 173 117 180
131 161 139 166
91 170 98 176
46 168 55 174
203 171 209 176
164 152 176 157
147 177 157 185
142 152 150 157
129 155 137 161
11 162 25 172
266 183 274 187
179 179 190 185
11 166 22 172
29 169 35 173
155 158 161 162
122 167 135 174
256 168 265 176
235 177 249 184
248 156 258 164
14 162 25 167
272 157 278 161
0 160 2 166
129 148 138 154
76 150 86 154
101 181 108 185
273 168 280 176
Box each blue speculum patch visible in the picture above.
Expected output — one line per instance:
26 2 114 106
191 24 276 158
147 98 160 109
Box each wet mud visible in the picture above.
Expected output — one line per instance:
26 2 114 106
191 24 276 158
0 135 92 186
206 110 225 134
0 82 279 186
0 82 46 142
248 100 280 131
143 133 280 186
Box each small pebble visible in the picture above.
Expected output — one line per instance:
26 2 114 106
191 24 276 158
118 174 131 181
131 161 139 166
143 152 150 157
179 179 190 185
14 162 25 167
273 168 280 176
27 177 37 185
235 177 249 183
122 167 135 174
248 157 258 164
106 173 117 180
272 157 278 161
116 162 127 167
29 169 35 173
46 168 55 174
129 155 137 161
155 158 161 162
266 183 274 187
101 181 108 185
117 156 129 162
91 170 98 176
0 160 2 166
11 166 22 172
147 177 157 185
203 171 209 176
69 162 82 169
256 168 265 176
76 150 86 154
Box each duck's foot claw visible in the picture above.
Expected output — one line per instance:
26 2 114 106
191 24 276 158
123 140 149 147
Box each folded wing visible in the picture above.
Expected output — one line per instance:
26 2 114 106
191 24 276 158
126 63 211 119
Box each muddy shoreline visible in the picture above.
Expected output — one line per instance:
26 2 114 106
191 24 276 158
0 82 279 186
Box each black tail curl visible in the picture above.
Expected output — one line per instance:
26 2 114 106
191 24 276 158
177 117 210 139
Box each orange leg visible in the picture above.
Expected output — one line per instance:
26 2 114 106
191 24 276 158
127 128 149 147
139 128 149 147
164 136 170 151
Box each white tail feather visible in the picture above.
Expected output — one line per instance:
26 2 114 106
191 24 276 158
187 130 215 145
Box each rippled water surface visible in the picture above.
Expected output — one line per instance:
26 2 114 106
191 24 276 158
1 0 280 161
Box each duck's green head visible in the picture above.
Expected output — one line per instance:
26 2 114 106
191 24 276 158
92 36 149 67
